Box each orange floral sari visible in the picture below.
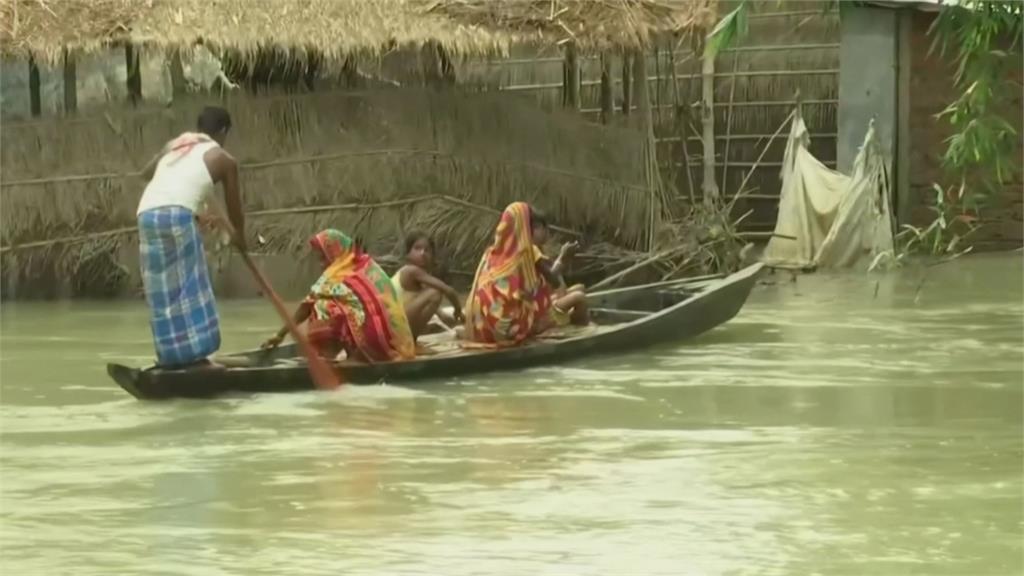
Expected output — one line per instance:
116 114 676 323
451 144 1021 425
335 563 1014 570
464 202 553 347
305 230 415 362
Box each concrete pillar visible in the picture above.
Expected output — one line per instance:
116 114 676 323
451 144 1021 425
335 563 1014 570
838 4 898 174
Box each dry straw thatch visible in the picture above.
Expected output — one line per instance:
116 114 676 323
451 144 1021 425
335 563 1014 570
1 0 715 65
1 88 652 297
0 0 515 65
426 0 718 52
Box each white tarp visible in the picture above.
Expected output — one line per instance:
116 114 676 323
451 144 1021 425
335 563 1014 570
761 111 895 270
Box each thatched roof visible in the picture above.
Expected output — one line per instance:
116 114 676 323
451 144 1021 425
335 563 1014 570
0 0 715 64
0 0 515 64
425 0 719 51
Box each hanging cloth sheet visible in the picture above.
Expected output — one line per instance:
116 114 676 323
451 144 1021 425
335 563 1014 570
761 111 895 270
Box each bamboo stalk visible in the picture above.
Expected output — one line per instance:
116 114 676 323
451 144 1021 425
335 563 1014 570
501 69 840 92
244 148 434 170
621 51 632 117
563 41 580 110
727 108 797 214
169 49 187 99
657 131 837 143
720 52 740 191
582 99 839 115
677 160 836 168
28 56 41 117
0 194 584 254
668 47 695 204
632 49 662 251
599 52 613 124
653 44 663 129
1 171 126 187
62 48 77 114
589 274 725 299
125 44 142 106
450 42 839 67
590 246 685 291
2 149 651 195
700 48 717 208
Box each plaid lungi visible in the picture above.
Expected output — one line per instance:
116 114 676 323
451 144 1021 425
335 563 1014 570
138 206 221 367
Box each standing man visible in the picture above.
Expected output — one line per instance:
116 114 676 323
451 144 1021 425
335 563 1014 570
136 106 246 369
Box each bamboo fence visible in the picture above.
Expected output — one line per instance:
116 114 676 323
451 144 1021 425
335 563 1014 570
1 0 840 297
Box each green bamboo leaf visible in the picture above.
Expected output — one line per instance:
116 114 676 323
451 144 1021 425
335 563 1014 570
705 1 749 60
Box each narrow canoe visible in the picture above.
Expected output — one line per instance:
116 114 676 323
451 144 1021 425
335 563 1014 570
108 263 764 400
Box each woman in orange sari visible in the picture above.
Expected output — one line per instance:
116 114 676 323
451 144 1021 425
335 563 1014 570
465 202 582 347
262 229 415 362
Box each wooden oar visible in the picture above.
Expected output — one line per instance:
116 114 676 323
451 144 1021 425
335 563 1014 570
235 250 340 390
207 209 340 390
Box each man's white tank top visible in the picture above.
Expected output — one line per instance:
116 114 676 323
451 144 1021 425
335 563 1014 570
136 140 220 215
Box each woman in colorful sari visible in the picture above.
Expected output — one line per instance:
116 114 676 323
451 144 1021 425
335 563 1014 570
464 202 585 347
261 229 415 362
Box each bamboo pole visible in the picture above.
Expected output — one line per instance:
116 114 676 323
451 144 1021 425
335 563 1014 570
28 56 41 117
563 41 580 110
726 108 797 214
62 48 77 114
621 51 632 117
0 194 584 254
668 47 696 204
499 68 839 92
720 52 740 192
700 48 718 208
590 246 685 291
599 53 613 124
653 44 663 128
590 274 725 299
678 159 835 168
632 50 664 251
125 44 142 105
1 149 653 195
657 131 837 143
169 49 187 99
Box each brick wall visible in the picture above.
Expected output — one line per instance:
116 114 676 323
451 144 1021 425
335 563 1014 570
907 10 1023 250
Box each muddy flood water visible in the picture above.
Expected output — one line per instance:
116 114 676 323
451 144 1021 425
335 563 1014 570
1 254 1021 575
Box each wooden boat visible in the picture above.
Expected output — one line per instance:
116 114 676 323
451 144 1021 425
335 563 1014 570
108 263 764 400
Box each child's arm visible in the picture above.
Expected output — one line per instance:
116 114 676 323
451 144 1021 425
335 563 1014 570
538 240 578 290
262 300 313 349
536 258 566 290
409 267 465 320
549 240 579 278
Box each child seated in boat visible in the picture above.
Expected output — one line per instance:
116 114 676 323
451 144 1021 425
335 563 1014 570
530 209 590 330
391 231 465 340
261 229 416 362
464 202 589 347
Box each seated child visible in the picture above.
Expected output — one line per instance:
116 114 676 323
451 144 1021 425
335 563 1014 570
530 209 589 330
391 231 465 340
